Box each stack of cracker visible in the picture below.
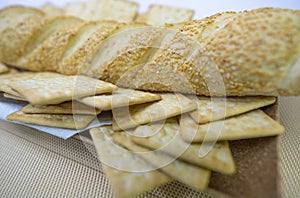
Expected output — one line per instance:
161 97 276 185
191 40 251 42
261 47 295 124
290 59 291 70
0 71 163 130
0 68 284 197
89 92 283 198
0 72 115 129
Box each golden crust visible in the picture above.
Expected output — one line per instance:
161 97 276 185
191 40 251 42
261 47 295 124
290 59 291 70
106 26 162 83
204 8 300 95
86 22 147 79
151 13 236 94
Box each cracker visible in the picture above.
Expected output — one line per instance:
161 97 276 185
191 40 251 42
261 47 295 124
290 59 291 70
112 93 197 131
91 0 138 22
77 0 97 21
7 109 95 129
3 93 27 101
9 74 117 105
180 110 284 142
0 62 8 74
64 1 86 19
143 4 194 25
0 72 36 96
131 117 236 174
64 0 137 22
135 12 148 23
22 101 101 115
90 127 171 198
80 88 161 111
6 68 19 74
112 132 210 190
40 3 64 17
189 96 276 124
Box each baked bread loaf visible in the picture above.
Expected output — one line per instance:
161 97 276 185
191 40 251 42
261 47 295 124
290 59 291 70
0 6 300 96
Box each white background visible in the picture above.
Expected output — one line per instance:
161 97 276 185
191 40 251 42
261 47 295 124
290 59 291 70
0 0 299 19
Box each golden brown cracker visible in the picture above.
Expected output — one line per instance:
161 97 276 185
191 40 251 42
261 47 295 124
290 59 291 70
90 126 171 198
189 96 276 124
0 62 8 74
142 4 194 25
22 101 101 115
3 93 27 101
131 117 236 174
112 132 210 190
80 88 161 111
9 74 117 105
7 109 95 129
180 110 284 142
112 93 197 131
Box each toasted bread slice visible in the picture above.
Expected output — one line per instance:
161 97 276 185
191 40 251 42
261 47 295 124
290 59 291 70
58 21 119 75
86 22 147 79
17 16 83 71
0 6 46 65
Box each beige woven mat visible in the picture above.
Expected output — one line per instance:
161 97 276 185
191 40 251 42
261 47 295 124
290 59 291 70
0 97 299 197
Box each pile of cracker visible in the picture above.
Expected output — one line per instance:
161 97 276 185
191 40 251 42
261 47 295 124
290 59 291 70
0 70 284 197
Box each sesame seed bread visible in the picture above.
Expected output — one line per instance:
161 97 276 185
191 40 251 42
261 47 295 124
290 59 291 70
0 6 299 96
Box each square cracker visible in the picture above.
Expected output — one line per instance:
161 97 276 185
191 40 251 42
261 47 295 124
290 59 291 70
0 72 36 96
7 109 95 129
9 74 117 105
90 127 171 198
188 96 276 124
64 0 138 22
40 3 64 17
112 132 210 191
6 68 19 74
91 0 138 22
64 1 86 18
180 109 284 143
131 117 236 174
22 101 101 115
0 62 9 74
140 4 194 25
3 93 27 101
80 88 161 111
112 93 197 131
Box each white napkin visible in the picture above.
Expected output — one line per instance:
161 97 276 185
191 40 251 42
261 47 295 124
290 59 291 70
0 96 111 139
